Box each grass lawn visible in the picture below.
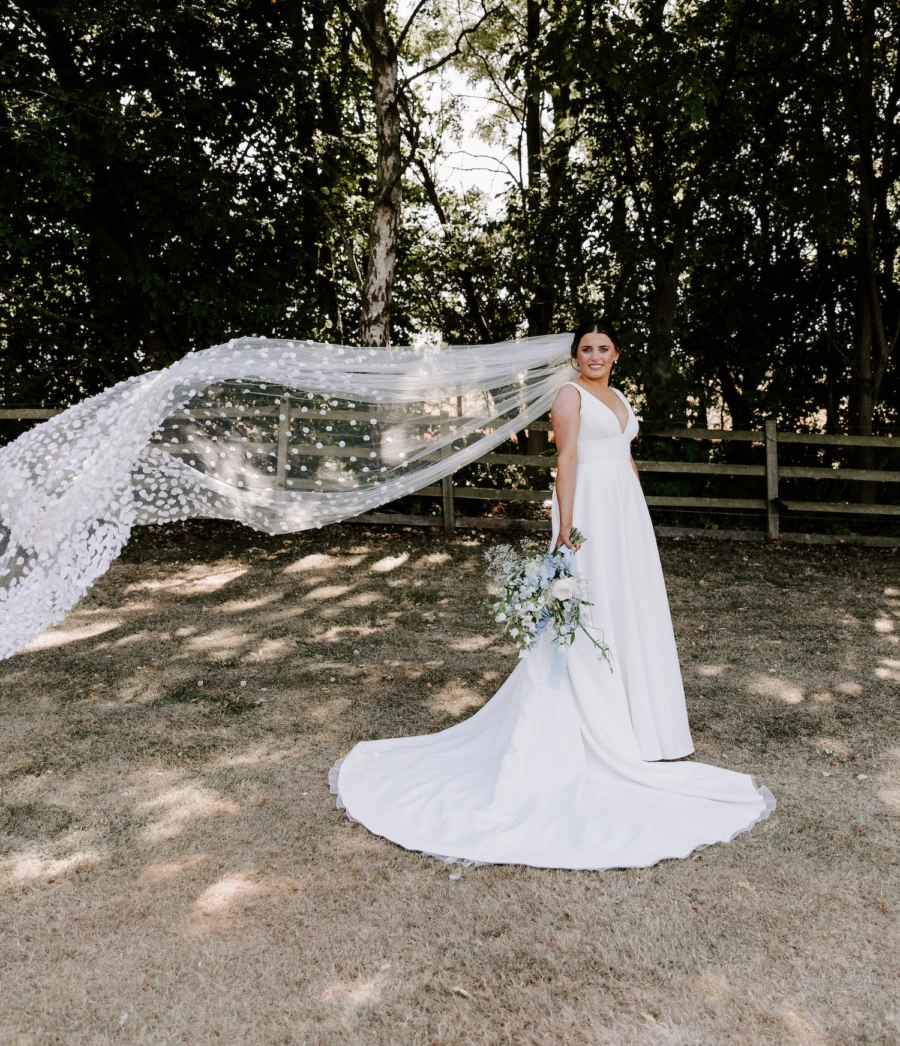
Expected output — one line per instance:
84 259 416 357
1 523 898 1045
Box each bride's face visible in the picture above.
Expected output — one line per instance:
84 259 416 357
574 333 619 381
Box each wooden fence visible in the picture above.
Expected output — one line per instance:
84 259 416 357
2 407 898 548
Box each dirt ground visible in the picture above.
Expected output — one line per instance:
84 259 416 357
1 522 898 1046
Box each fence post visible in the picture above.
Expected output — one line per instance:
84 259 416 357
276 393 291 489
765 419 780 540
440 408 456 537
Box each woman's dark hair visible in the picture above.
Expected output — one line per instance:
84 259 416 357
570 319 622 358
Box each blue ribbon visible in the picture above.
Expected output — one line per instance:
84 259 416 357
546 641 567 690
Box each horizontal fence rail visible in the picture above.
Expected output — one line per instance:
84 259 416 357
1 407 898 547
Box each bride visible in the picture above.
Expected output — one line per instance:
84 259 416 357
330 320 775 869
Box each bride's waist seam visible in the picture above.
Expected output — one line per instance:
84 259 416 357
576 439 631 464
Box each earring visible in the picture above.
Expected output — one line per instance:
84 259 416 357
570 359 579 369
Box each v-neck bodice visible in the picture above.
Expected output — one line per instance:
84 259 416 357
561 382 639 455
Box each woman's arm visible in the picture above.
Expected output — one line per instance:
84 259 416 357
550 385 581 549
630 455 640 482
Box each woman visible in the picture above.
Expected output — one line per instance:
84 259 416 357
330 321 774 869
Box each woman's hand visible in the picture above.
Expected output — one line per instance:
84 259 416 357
556 525 582 552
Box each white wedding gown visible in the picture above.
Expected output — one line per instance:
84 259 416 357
330 383 774 869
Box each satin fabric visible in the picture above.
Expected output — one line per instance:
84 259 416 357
330 383 774 869
557 382 694 761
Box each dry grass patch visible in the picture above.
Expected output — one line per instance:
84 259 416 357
1 522 898 1045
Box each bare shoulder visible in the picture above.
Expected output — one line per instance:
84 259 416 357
551 382 582 417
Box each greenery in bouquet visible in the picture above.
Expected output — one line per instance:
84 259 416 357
485 528 612 666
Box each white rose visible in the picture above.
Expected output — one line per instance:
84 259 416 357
551 578 575 601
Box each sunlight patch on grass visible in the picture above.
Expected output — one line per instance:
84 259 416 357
126 566 247 595
317 606 355 621
777 1000 829 1044
305 584 352 600
195 873 262 914
284 552 366 573
315 624 380 643
837 681 863 695
182 628 250 658
23 619 121 652
319 964 391 1008
448 635 494 652
430 685 485 717
117 600 158 612
875 748 900 816
747 673 805 704
369 553 409 573
218 593 283 613
209 743 303 769
137 855 209 885
874 618 895 634
244 638 295 662
2 849 101 884
341 591 383 607
180 567 248 594
256 607 310 625
0 667 29 683
307 696 352 721
874 659 900 681
125 575 192 592
877 784 900 814
697 664 731 677
419 552 452 566
105 631 151 648
691 971 732 1013
139 786 239 842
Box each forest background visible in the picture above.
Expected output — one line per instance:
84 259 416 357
1 0 897 452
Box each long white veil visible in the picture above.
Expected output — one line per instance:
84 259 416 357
0 334 572 659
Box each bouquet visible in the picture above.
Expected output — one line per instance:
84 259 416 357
485 528 611 665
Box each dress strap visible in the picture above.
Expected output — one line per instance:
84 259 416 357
555 381 585 412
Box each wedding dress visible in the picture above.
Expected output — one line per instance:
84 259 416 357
330 382 775 869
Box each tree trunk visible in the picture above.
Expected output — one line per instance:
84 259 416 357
645 236 685 423
818 243 841 436
523 0 553 469
849 253 880 499
640 1 749 426
354 0 402 347
524 0 554 340
830 0 899 501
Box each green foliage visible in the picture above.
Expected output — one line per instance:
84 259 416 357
0 0 371 403
0 0 896 455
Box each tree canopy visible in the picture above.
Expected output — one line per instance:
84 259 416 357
1 0 897 440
